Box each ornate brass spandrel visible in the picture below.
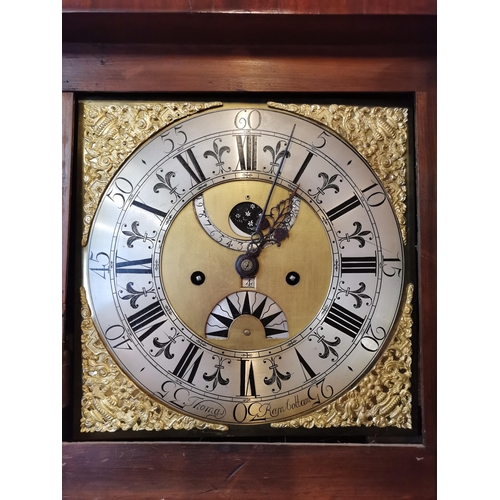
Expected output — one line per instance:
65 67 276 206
80 101 222 246
271 284 413 429
80 287 228 433
268 102 408 244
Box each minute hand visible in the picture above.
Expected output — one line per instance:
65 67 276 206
252 125 295 238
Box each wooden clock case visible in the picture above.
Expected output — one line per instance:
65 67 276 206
62 2 436 498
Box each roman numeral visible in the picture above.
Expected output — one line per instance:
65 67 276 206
115 257 152 274
295 348 317 380
131 200 167 218
341 255 377 274
137 320 166 343
236 134 258 170
327 195 361 221
127 301 164 332
240 359 258 397
326 183 377 221
324 303 364 339
111 337 133 350
293 151 314 184
175 148 206 184
172 342 203 384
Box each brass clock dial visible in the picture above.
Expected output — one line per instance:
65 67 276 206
85 104 405 425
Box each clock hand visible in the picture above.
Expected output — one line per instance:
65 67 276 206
251 124 296 244
235 126 295 278
253 185 300 248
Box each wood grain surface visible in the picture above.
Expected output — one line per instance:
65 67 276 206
62 442 436 499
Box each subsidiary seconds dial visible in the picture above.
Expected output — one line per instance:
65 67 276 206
85 104 405 425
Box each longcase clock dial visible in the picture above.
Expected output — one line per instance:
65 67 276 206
84 104 405 425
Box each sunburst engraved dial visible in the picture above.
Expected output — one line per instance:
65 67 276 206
85 104 405 425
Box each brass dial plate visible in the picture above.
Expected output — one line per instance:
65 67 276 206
161 181 333 351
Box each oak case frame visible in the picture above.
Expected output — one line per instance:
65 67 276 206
62 3 436 498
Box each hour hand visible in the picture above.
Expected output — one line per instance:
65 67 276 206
247 187 300 254
235 188 300 278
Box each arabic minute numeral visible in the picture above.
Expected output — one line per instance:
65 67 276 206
234 109 262 130
89 251 110 279
160 125 188 153
104 324 132 350
383 256 403 277
106 177 133 209
360 325 388 352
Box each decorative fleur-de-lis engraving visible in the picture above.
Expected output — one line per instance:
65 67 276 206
263 140 291 174
203 355 231 391
308 329 341 361
337 222 373 249
151 328 181 359
263 356 291 392
153 169 183 200
119 282 156 308
122 221 156 249
308 172 342 203
337 281 372 309
203 139 231 174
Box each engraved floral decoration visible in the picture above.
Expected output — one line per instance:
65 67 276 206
153 169 183 200
81 101 222 246
337 282 372 309
122 221 156 249
308 330 341 361
203 138 231 174
308 172 342 203
263 356 291 392
338 222 373 249
268 102 408 243
203 355 231 391
263 140 291 174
